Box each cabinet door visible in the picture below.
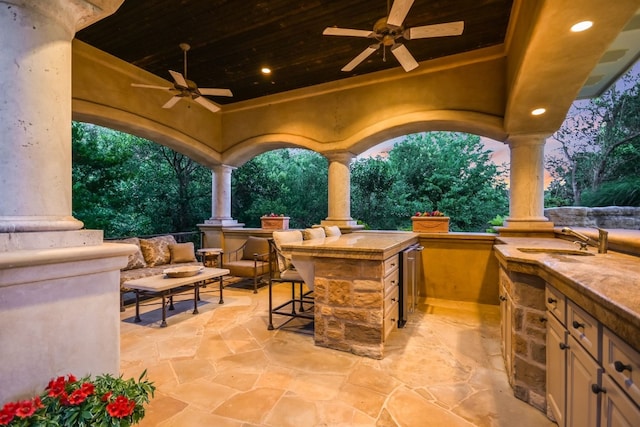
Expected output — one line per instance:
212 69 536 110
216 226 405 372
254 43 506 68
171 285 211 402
567 335 602 427
601 375 640 427
547 313 567 426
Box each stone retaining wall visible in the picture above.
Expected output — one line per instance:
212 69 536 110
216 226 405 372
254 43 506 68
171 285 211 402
544 206 640 229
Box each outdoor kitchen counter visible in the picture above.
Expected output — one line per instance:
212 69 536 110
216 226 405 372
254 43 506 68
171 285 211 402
493 236 640 352
279 231 419 359
279 230 419 260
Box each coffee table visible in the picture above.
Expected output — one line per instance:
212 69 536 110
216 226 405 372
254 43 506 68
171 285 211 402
124 267 229 327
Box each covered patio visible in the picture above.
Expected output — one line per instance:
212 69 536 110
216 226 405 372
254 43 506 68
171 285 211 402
1 0 639 421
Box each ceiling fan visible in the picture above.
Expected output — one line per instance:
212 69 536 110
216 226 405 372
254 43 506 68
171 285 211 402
323 0 464 72
131 43 232 113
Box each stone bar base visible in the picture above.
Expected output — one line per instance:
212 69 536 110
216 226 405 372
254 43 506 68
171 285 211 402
499 267 548 412
313 257 386 359
0 230 133 403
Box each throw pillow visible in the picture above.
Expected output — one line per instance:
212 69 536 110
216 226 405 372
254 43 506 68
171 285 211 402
140 235 177 267
112 237 147 271
272 230 303 272
169 242 197 263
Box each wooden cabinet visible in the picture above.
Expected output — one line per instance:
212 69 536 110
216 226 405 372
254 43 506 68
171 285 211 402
547 312 567 425
500 283 512 379
546 284 640 427
383 254 400 339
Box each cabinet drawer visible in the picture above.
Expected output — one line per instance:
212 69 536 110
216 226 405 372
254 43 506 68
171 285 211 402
384 269 399 293
384 301 398 339
603 327 640 406
545 284 566 325
567 300 600 360
384 254 399 276
385 285 399 317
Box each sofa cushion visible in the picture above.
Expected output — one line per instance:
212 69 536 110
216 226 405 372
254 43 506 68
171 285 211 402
140 235 177 267
120 261 202 288
242 236 270 261
169 242 197 263
303 227 325 240
226 259 269 277
112 237 147 271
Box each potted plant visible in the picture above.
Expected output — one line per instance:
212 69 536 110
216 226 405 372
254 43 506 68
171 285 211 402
411 210 449 233
260 213 290 230
0 372 154 426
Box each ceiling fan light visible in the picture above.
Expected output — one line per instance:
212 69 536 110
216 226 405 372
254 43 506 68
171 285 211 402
571 21 593 32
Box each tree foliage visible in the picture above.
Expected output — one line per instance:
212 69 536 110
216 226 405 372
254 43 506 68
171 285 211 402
231 149 328 229
546 67 640 206
72 122 211 237
351 132 509 231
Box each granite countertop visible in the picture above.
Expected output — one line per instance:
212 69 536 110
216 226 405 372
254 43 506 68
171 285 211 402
494 236 640 352
281 231 419 260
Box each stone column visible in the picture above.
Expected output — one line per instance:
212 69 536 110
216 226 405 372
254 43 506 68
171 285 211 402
0 0 121 232
205 165 241 226
0 0 128 404
502 134 554 232
199 165 242 248
321 151 361 230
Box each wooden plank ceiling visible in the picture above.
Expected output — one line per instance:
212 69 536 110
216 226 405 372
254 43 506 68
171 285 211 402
75 0 513 104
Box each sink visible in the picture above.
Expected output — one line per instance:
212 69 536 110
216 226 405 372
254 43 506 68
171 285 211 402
517 248 595 256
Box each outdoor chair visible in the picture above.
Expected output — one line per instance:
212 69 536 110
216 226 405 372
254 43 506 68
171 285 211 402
268 230 314 330
224 236 270 293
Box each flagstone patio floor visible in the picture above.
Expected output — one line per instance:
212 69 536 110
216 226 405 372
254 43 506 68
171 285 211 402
119 278 556 427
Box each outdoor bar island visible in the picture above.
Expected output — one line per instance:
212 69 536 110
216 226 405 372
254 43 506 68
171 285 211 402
280 231 419 359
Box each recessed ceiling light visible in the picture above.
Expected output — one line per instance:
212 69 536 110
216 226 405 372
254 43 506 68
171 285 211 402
571 21 593 32
261 67 271 75
531 108 546 116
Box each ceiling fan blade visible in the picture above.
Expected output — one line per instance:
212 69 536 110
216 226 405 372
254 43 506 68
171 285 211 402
168 70 188 88
341 44 380 72
162 96 182 109
405 21 464 39
387 0 415 28
391 43 419 72
323 27 374 38
199 88 233 97
194 96 221 113
131 83 172 90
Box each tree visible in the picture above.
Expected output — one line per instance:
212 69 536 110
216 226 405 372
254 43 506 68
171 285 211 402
352 132 509 231
72 122 211 237
232 149 328 229
546 66 640 206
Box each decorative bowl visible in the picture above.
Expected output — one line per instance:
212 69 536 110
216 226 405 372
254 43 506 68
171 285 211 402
163 266 204 278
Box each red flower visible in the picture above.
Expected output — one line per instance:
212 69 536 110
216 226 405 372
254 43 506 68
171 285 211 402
67 389 88 405
14 399 38 418
0 402 17 425
67 374 77 383
80 382 95 396
47 376 67 397
101 391 113 402
106 395 136 418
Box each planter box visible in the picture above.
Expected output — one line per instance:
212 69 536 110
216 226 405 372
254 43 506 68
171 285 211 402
261 216 290 230
411 216 449 233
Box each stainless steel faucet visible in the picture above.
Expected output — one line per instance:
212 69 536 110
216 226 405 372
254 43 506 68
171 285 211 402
561 227 608 254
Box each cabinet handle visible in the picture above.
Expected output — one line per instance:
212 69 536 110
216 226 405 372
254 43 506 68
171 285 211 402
559 343 570 350
614 361 632 373
591 384 606 394
540 317 547 323
572 320 585 329
547 297 557 304
499 295 507 302
391 298 397 303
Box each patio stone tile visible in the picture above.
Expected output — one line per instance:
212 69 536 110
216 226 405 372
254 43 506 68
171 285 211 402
120 287 556 426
